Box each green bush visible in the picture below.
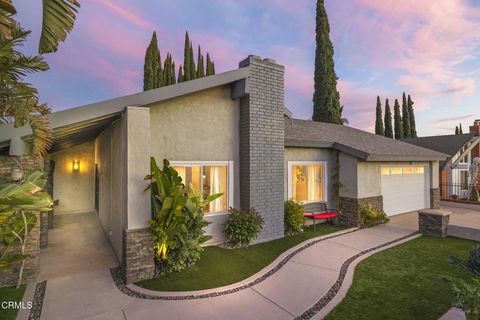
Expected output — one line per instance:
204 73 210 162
284 200 304 235
451 278 480 320
449 243 480 277
359 205 389 228
224 208 264 247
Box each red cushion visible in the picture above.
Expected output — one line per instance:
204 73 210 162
304 212 337 219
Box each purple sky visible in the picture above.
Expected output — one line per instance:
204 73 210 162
15 0 480 136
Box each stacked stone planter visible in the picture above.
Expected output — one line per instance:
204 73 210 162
418 209 450 238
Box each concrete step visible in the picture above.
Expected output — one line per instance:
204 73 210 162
448 225 480 241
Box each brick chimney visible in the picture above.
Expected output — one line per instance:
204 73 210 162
470 119 480 158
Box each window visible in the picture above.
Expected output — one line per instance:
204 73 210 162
382 166 425 175
390 167 403 175
288 162 326 203
172 162 231 214
460 170 468 187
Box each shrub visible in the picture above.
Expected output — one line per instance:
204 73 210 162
359 205 389 228
224 208 264 247
146 158 222 275
450 278 480 320
284 200 304 235
449 243 480 277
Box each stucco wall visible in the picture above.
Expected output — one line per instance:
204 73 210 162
95 117 127 261
148 86 240 244
49 141 95 213
284 147 335 208
339 153 358 198
357 161 382 198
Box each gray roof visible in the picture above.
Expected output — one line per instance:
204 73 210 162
401 134 475 156
0 68 248 153
285 119 448 161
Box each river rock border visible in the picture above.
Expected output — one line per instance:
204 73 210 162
28 280 46 320
295 231 419 320
111 230 418 303
111 228 360 300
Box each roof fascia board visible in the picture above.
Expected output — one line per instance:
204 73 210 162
449 136 480 168
0 68 249 143
332 143 369 160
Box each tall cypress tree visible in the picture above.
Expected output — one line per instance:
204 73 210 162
144 31 162 91
402 92 411 138
312 0 342 124
183 31 191 81
171 61 176 85
206 53 214 76
197 46 205 78
211 62 215 75
384 98 393 138
459 123 463 134
394 99 403 139
455 126 459 135
407 94 417 137
375 96 384 136
178 64 184 83
189 41 196 80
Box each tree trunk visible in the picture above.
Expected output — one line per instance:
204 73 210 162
15 210 28 288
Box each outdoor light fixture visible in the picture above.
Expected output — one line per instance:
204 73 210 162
10 165 23 181
72 161 80 171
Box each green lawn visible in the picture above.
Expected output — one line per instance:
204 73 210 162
0 285 26 320
137 224 345 291
326 236 477 320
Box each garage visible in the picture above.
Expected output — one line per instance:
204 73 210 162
381 165 430 216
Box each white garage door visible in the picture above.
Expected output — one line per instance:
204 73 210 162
381 165 430 216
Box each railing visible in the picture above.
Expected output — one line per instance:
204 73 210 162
441 182 480 202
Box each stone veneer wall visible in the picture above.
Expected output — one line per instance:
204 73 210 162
339 196 383 227
419 209 450 237
430 188 440 209
122 228 155 283
238 55 285 242
0 156 46 287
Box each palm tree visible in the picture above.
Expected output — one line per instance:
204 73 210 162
0 25 52 156
0 0 80 53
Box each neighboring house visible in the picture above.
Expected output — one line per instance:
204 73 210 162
0 55 447 283
402 122 480 199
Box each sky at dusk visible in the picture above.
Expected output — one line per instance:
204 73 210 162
15 0 480 136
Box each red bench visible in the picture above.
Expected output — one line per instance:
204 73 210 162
303 202 338 231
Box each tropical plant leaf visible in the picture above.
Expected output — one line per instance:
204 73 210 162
39 0 80 53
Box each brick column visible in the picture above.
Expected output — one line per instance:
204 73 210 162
238 55 285 242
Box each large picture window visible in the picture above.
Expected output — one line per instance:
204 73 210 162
172 162 231 214
288 162 326 203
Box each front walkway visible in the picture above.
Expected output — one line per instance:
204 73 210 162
38 212 129 320
35 211 418 320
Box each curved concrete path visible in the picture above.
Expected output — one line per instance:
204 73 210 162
35 212 418 320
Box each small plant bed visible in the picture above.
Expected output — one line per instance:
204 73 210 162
0 285 26 320
136 224 344 291
326 236 477 320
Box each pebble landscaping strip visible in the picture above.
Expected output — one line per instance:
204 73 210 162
111 228 418 319
295 231 419 320
111 228 360 300
28 280 46 320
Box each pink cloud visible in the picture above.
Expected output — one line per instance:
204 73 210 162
96 0 155 31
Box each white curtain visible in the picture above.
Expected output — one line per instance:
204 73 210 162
307 165 318 201
209 166 224 212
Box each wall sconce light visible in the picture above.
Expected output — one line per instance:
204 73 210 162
72 161 80 171
10 165 23 181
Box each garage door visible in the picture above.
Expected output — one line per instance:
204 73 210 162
381 165 429 216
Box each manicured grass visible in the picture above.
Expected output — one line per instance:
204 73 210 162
137 224 345 291
0 285 26 320
326 236 477 320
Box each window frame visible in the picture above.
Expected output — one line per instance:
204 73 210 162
287 161 328 204
170 161 234 216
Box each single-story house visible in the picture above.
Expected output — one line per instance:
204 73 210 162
0 55 447 283
402 122 480 199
